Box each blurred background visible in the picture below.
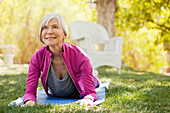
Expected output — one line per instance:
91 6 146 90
0 0 169 74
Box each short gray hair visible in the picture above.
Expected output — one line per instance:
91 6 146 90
39 12 69 43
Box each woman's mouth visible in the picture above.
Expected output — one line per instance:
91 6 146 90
45 37 57 39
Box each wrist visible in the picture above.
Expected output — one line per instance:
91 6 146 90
83 95 94 101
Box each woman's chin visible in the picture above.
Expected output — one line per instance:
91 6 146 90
45 42 56 46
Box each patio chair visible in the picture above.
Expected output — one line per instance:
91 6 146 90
70 21 123 74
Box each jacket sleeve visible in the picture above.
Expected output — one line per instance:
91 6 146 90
79 57 97 101
23 53 41 103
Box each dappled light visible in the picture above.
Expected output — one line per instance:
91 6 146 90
105 68 117 73
0 0 170 112
9 81 17 85
0 65 169 112
0 0 169 74
0 64 29 76
103 73 169 112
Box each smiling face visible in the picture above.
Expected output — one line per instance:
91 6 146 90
41 18 66 47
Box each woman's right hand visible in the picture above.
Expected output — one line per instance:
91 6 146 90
21 100 35 107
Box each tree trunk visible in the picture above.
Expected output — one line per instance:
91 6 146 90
96 0 117 37
0 0 3 4
164 42 170 73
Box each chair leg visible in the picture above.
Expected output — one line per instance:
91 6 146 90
93 69 98 77
118 68 121 75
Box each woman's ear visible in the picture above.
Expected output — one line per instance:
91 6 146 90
64 33 67 39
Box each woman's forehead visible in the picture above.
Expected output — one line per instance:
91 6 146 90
45 18 59 26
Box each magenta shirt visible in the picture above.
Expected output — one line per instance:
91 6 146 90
24 42 98 102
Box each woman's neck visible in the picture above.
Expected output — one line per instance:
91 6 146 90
49 43 63 57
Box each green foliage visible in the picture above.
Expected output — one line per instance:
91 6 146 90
115 0 170 73
0 65 169 112
121 28 167 72
116 0 170 35
0 0 96 64
0 0 169 73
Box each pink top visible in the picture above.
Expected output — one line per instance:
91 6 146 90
24 42 99 102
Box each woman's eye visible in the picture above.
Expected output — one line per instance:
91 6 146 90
43 26 47 29
53 26 58 28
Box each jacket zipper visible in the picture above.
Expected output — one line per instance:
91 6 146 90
60 53 81 97
45 57 52 95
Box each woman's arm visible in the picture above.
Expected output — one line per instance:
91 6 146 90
79 58 97 102
23 53 41 104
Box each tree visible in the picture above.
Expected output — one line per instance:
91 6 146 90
115 0 170 73
116 0 170 47
96 0 117 37
0 0 97 64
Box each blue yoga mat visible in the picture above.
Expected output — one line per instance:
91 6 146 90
8 82 110 106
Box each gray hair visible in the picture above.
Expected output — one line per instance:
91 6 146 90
39 12 69 43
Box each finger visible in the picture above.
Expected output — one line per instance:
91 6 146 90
72 100 81 104
21 104 27 107
82 100 94 106
21 105 25 107
80 100 86 106
36 103 43 106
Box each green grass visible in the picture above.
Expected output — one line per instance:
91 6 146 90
0 65 169 113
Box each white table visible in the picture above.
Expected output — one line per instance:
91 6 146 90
0 45 16 66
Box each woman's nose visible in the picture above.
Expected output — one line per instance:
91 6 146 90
47 28 53 34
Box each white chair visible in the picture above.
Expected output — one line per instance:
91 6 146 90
70 21 123 74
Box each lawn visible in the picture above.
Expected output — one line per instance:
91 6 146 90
0 65 169 113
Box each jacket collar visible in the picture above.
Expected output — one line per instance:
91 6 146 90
45 42 66 56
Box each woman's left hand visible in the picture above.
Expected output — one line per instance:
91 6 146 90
78 98 94 106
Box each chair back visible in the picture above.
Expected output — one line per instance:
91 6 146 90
70 21 109 44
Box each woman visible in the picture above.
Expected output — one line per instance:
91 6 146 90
22 12 100 107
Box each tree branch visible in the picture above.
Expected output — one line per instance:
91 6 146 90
148 19 170 32
0 0 3 4
148 26 170 34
